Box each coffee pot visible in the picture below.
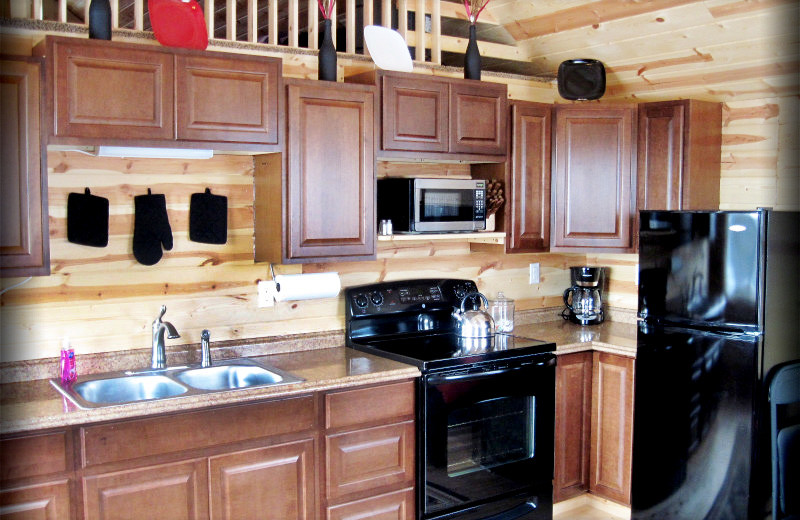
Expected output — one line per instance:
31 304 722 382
563 266 605 325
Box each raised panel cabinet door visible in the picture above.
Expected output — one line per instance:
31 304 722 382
553 352 592 503
589 352 634 505
286 81 376 262
209 439 315 520
449 81 507 155
507 102 551 253
0 57 49 277
83 459 208 520
381 75 448 152
49 37 174 141
0 479 70 520
327 487 415 520
551 106 636 251
326 422 415 501
637 100 721 211
176 54 280 144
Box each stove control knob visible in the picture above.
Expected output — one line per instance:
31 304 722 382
354 294 369 308
370 292 384 306
454 286 467 299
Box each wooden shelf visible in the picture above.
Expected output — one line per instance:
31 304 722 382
377 232 505 244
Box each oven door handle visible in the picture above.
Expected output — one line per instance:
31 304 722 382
427 357 554 384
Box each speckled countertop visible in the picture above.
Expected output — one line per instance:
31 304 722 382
0 318 637 435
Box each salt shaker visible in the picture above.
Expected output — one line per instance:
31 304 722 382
489 292 515 332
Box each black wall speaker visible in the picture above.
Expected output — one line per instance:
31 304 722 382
557 59 606 101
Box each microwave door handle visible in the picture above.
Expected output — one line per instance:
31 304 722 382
427 359 553 385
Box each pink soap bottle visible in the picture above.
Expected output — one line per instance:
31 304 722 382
60 338 77 385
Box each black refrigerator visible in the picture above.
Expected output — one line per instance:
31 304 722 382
633 209 799 520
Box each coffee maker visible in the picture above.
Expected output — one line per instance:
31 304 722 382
562 266 605 325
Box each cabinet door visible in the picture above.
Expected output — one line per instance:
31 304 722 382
83 459 208 520
49 37 174 141
551 106 636 251
381 75 448 152
326 422 414 501
176 54 280 144
449 81 507 155
553 352 592 502
589 352 634 505
0 480 70 520
507 102 551 253
637 100 721 211
327 487 414 520
286 82 375 261
209 439 315 520
0 57 49 277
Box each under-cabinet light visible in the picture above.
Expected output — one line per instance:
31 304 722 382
95 146 214 159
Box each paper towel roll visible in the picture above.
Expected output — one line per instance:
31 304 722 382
273 272 341 301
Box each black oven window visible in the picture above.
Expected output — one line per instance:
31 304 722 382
446 395 536 476
420 189 475 222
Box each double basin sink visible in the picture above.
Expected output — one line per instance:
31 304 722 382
51 358 304 409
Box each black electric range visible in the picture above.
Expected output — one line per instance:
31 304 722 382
345 279 556 520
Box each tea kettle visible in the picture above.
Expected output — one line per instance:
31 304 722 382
453 292 495 338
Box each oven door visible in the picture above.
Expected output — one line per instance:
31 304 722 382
421 354 556 519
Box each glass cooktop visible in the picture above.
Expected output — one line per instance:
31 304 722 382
349 332 555 371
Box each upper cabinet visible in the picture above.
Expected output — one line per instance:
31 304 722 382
637 99 722 211
254 79 376 264
1 56 49 277
351 70 507 159
550 105 637 252
506 101 552 253
36 36 281 149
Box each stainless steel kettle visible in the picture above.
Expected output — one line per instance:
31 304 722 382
452 292 495 338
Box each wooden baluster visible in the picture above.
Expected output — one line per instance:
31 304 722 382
415 0 425 61
226 0 236 40
58 0 67 22
363 0 374 55
269 0 278 45
32 0 42 20
346 0 355 53
308 0 318 49
248 0 258 42
330 1 337 52
289 0 299 47
110 0 118 28
431 0 440 64
134 0 143 30
205 0 215 39
84 1 90 25
381 0 391 28
397 0 407 40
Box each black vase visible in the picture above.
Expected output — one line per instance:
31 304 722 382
318 18 337 81
464 24 481 80
88 0 112 40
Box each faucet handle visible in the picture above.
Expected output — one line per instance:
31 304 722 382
157 305 167 323
201 329 212 368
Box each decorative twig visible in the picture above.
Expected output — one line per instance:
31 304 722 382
463 0 490 24
318 0 335 20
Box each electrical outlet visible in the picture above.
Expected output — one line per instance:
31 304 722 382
257 281 276 307
529 263 540 284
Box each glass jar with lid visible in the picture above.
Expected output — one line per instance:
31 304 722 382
488 292 515 332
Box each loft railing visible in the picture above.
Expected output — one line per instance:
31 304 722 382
7 0 464 64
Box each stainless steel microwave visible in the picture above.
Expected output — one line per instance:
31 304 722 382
377 178 486 233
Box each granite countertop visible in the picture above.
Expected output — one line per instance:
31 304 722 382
0 319 638 435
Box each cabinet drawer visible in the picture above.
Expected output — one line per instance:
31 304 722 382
325 381 414 430
326 421 414 500
81 395 315 467
0 431 70 481
327 487 414 520
0 479 71 520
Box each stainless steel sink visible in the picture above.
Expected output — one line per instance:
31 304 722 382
51 358 304 409
174 359 302 391
72 374 188 405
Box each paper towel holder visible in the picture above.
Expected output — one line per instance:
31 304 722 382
269 264 280 292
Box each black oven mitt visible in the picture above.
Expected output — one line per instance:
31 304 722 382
133 189 173 265
189 188 227 244
67 188 109 247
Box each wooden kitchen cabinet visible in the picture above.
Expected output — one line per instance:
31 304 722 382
1 56 49 277
255 79 376 264
382 74 449 153
449 80 508 155
323 381 415 518
37 36 281 149
506 101 552 253
550 105 637 252
637 100 722 211
553 351 634 506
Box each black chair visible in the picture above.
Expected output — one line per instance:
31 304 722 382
769 361 800 520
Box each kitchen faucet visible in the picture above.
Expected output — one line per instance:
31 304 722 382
151 305 180 369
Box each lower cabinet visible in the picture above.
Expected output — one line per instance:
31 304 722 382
554 351 634 506
0 479 71 520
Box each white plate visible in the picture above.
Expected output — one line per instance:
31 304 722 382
364 25 413 72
